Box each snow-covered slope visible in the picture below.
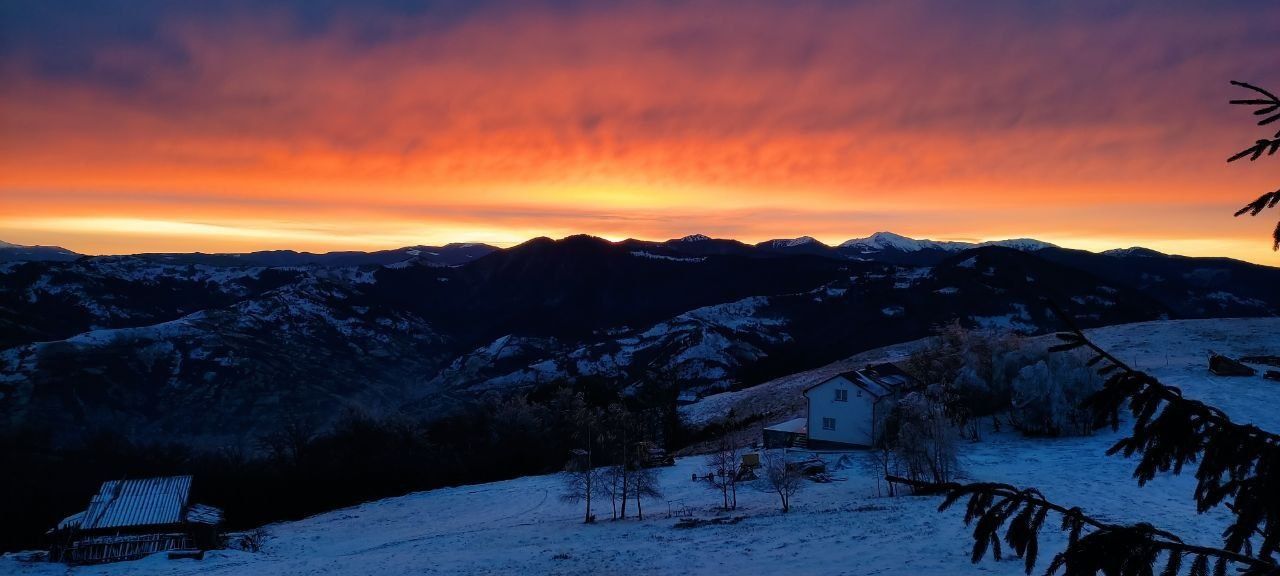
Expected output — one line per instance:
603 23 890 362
4 318 1276 576
839 231 1056 254
0 275 448 446
840 231 971 252
754 236 831 255
1101 247 1168 258
685 317 1280 428
416 296 791 399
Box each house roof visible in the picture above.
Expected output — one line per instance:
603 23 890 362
56 511 85 531
184 503 224 526
802 362 919 399
861 362 917 391
78 476 194 531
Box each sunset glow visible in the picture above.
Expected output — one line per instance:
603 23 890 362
2 1 1278 262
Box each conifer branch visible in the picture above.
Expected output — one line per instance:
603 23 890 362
1231 81 1280 127
887 476 1280 576
1228 81 1280 250
1233 189 1280 251
1228 133 1280 163
1049 314 1280 560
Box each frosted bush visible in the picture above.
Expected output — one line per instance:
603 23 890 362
1009 351 1100 436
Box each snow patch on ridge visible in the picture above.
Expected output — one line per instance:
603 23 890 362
630 251 706 263
840 232 1057 253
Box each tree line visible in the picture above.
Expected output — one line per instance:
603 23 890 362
0 378 691 553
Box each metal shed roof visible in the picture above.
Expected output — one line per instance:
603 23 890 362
79 476 193 531
763 417 808 434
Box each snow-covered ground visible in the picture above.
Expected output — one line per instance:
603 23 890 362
4 318 1277 576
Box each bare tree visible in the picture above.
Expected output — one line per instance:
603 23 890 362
597 464 625 520
629 466 663 520
757 448 803 513
557 392 604 523
258 412 314 469
872 442 898 497
703 433 745 510
890 388 959 485
560 449 601 524
603 404 634 518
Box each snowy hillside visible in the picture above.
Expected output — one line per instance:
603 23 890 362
4 318 1276 575
840 231 972 252
838 231 1057 254
686 317 1280 429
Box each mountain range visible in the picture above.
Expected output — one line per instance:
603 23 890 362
2 233 1276 447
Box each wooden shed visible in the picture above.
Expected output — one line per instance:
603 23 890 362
48 475 223 564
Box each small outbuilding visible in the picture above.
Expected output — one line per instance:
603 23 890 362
48 475 223 565
1209 353 1256 377
762 417 808 449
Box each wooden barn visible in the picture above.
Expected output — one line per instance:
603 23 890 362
48 475 223 564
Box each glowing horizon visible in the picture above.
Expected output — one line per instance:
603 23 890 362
2 1 1278 264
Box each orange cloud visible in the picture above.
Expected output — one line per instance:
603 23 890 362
1 1 1278 262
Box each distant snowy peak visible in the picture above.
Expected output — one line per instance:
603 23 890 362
764 236 824 248
978 238 1057 251
840 232 1056 253
679 234 712 242
840 232 967 253
1101 247 1167 258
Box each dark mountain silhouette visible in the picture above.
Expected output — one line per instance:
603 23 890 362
1 234 1276 447
0 241 81 263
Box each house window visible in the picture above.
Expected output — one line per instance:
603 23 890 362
822 417 836 430
834 389 848 402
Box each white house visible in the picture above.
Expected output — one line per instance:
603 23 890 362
800 363 918 448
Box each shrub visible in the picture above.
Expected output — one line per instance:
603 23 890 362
1009 351 1100 436
227 528 271 552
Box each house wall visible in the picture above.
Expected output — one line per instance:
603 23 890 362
762 428 802 449
54 531 192 564
806 376 876 447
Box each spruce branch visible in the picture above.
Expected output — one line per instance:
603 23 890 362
1231 81 1280 127
887 476 1280 576
1228 132 1280 163
1228 81 1280 250
1049 309 1280 560
1233 189 1280 251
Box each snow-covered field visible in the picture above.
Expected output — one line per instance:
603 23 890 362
4 318 1277 576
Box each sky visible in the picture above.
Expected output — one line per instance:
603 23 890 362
1 1 1278 262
